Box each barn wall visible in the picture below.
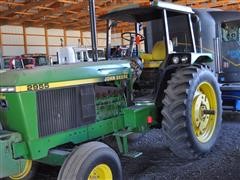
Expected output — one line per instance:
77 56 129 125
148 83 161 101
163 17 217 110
0 25 108 58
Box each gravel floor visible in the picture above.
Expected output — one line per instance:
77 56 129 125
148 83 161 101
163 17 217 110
35 115 240 180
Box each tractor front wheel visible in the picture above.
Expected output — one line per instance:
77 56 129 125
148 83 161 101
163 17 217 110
162 65 222 159
58 141 122 180
8 160 37 180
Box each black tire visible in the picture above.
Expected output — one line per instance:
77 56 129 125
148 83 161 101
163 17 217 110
161 65 222 159
58 141 122 180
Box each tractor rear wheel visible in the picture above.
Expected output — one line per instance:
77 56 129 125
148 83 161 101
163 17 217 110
58 141 122 180
162 65 222 159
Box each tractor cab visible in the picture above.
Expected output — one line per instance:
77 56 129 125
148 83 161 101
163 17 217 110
101 1 197 97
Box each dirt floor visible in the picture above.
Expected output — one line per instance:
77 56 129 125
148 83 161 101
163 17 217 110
35 113 240 180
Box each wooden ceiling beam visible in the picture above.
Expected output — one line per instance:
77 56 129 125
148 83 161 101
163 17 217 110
34 6 54 10
57 0 80 4
15 11 33 15
0 16 12 20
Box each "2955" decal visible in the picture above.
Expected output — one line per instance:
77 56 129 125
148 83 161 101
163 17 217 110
27 83 49 91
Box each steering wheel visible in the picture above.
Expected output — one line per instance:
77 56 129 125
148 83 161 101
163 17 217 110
121 32 145 42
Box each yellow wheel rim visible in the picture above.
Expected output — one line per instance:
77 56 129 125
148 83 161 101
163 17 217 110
88 164 113 180
192 82 217 143
9 160 32 180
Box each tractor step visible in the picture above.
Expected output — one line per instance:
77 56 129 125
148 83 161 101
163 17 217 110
114 130 135 156
124 151 143 158
113 130 133 137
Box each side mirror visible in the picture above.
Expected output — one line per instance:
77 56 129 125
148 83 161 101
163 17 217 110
191 14 199 23
109 21 117 29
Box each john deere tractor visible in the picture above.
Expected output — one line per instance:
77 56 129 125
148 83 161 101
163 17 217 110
2 0 239 179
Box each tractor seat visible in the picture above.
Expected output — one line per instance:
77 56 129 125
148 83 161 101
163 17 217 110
140 41 172 68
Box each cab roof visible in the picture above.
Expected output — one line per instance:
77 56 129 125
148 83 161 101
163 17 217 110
100 1 194 22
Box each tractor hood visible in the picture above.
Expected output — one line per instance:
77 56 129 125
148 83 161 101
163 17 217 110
0 60 131 92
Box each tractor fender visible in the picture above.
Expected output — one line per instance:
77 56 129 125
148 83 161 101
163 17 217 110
191 53 213 64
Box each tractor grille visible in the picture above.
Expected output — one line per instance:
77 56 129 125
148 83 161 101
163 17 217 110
37 85 96 137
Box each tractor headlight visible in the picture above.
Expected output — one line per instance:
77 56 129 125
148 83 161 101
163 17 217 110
0 87 16 92
172 56 180 64
0 87 7 92
181 56 189 63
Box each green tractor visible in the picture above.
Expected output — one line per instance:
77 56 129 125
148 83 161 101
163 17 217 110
0 1 223 179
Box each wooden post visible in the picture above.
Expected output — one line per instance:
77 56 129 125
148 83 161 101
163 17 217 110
80 31 83 46
0 26 3 68
23 26 27 54
44 26 49 56
63 28 67 46
121 29 124 46
0 26 2 56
